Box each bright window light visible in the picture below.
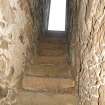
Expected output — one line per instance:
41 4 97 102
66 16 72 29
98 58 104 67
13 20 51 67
48 0 66 31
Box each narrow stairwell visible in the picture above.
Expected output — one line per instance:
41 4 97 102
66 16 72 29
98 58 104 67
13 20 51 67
20 33 76 105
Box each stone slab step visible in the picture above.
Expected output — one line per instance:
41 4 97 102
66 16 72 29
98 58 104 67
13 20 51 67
39 39 65 46
39 37 65 43
38 48 65 56
26 64 72 78
16 90 76 105
37 56 66 64
39 42 65 49
23 76 75 93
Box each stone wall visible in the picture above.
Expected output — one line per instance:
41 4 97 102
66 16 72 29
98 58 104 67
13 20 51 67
78 0 105 104
42 0 51 33
66 0 79 79
68 0 105 105
30 0 43 38
28 0 50 55
0 0 34 104
28 0 44 58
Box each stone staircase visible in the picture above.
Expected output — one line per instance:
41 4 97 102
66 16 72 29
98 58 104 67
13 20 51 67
22 35 75 94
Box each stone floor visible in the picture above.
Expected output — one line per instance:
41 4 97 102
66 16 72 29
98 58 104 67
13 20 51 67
16 90 76 105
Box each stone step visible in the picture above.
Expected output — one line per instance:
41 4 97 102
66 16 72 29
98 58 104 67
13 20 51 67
39 37 65 43
39 40 65 47
26 64 72 78
38 48 65 56
23 76 75 94
16 90 76 105
39 42 65 49
37 56 66 64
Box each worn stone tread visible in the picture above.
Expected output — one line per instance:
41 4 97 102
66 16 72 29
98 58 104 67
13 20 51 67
36 56 66 64
39 42 65 49
38 48 65 56
16 90 76 105
26 64 72 78
23 76 75 93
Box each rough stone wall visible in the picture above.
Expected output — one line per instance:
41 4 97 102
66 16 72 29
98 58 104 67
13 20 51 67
78 0 105 104
31 0 44 38
0 0 34 104
42 0 51 32
66 0 79 79
68 0 105 105
31 0 50 36
28 0 44 58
